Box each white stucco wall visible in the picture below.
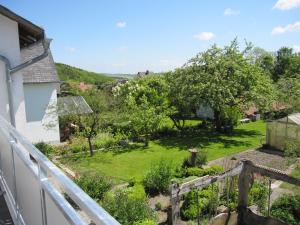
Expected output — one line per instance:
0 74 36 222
23 83 60 143
0 14 27 134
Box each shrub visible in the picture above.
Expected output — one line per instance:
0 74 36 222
186 167 204 177
133 220 156 225
182 149 208 168
248 181 268 214
195 149 208 167
69 136 88 153
75 174 112 202
143 159 173 195
181 185 219 220
102 186 154 225
34 142 54 157
284 139 300 158
271 194 300 225
204 165 224 176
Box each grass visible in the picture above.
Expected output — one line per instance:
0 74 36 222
281 165 300 194
60 121 266 183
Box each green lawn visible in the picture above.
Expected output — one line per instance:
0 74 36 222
60 121 266 183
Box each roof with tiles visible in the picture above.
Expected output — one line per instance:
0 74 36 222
21 41 60 84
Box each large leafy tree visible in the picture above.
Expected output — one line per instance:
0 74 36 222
114 75 172 145
273 47 293 81
168 40 276 131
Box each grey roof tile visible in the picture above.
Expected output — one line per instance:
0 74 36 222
21 42 60 83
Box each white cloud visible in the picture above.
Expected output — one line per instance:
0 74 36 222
272 21 300 34
273 0 300 10
293 45 300 52
65 47 76 53
193 32 215 41
224 8 240 16
116 21 127 28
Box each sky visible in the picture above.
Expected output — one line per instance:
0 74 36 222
1 0 300 74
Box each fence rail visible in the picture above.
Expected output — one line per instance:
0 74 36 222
0 116 120 225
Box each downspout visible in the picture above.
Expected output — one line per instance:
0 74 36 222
0 38 51 127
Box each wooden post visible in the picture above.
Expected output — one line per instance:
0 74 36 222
237 161 254 224
169 183 180 225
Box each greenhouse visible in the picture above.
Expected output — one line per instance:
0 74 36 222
266 113 300 151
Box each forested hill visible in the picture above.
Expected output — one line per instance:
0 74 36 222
55 63 115 84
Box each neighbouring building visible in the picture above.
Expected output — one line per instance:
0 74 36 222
21 42 61 143
0 5 60 143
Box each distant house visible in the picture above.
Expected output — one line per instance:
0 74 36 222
137 70 152 78
78 82 92 92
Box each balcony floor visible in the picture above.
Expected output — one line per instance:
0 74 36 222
0 190 14 225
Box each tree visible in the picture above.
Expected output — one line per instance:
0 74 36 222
168 40 276 131
114 75 172 145
81 89 113 156
273 47 293 81
250 47 275 77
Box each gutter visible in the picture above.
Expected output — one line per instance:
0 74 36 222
0 38 51 127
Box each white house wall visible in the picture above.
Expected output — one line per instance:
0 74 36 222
0 14 27 134
23 83 60 143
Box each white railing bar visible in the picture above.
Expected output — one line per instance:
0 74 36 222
0 116 120 225
41 179 86 225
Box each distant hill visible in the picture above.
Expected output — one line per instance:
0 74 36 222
104 73 135 79
55 63 115 84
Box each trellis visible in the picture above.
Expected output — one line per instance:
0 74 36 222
169 160 300 225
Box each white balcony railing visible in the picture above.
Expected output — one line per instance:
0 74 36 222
0 115 120 225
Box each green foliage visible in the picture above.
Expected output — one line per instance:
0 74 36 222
196 149 208 167
56 63 114 85
34 142 54 157
143 159 173 195
133 220 156 225
271 194 300 225
75 174 112 202
102 185 154 225
183 165 224 178
273 47 293 81
114 75 173 141
284 139 300 158
155 202 162 210
248 181 268 214
181 185 219 220
167 39 276 131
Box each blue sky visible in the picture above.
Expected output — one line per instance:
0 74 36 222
2 0 300 73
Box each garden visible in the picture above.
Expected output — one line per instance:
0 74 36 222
35 40 300 225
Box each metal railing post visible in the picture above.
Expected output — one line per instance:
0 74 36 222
9 134 20 224
38 164 48 225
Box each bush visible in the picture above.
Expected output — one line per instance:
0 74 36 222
133 220 156 225
271 194 300 225
182 149 208 168
69 136 88 153
181 185 219 220
34 142 54 157
248 181 268 214
75 174 112 202
284 139 300 158
102 185 154 225
195 149 208 167
181 165 224 178
143 159 173 195
204 165 224 176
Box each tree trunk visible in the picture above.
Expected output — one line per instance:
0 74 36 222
170 117 185 130
214 110 222 132
88 136 94 156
